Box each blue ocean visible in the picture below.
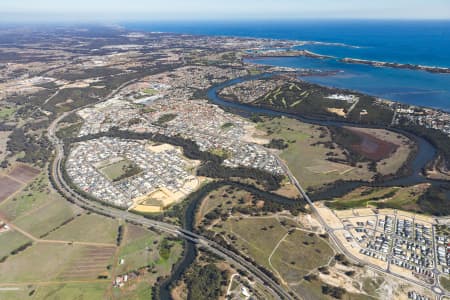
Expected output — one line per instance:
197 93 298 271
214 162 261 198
123 20 450 111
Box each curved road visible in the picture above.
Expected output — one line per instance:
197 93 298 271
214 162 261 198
47 104 294 299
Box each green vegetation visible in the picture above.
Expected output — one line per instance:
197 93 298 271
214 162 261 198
265 138 289 150
0 243 95 282
0 173 53 220
159 238 174 260
220 122 234 130
0 106 16 120
440 275 450 292
255 81 352 119
186 264 227 300
56 123 82 140
31 282 110 300
13 196 77 238
7 127 52 167
325 185 428 212
218 217 287 270
154 113 177 125
271 230 334 280
143 88 158 95
256 117 374 189
45 213 119 244
418 184 450 216
0 230 31 259
99 159 142 182
117 224 183 276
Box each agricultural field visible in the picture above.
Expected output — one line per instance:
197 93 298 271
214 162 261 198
99 159 142 182
0 164 41 204
13 196 79 238
0 176 22 203
8 165 41 183
112 224 183 299
325 184 429 212
0 230 31 259
0 243 113 282
44 213 119 244
30 282 110 300
0 173 62 221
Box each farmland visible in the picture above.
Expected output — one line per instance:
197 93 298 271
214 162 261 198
44 213 119 244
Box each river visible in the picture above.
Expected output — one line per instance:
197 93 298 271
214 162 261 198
158 73 442 299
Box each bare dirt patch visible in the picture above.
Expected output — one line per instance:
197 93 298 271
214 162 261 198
8 165 40 183
345 127 398 161
0 176 22 203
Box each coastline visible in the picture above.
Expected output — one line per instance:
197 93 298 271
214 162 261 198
340 57 450 74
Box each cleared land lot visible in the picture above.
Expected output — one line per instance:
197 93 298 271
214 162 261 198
0 176 22 204
45 213 119 244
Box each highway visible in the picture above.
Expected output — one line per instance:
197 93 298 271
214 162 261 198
277 156 450 299
46 76 449 299
47 109 294 300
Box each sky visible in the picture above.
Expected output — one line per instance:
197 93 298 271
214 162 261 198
2 0 450 23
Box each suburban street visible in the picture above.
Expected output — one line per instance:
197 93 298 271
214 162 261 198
47 106 295 300
277 155 450 299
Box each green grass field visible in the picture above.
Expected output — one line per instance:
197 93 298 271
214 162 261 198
441 275 450 292
99 159 141 182
271 230 334 281
0 243 89 282
45 213 119 244
31 282 110 300
117 225 160 274
143 88 158 95
325 185 427 212
257 117 374 189
0 230 31 258
0 107 16 120
0 174 61 221
13 197 78 238
218 217 287 270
